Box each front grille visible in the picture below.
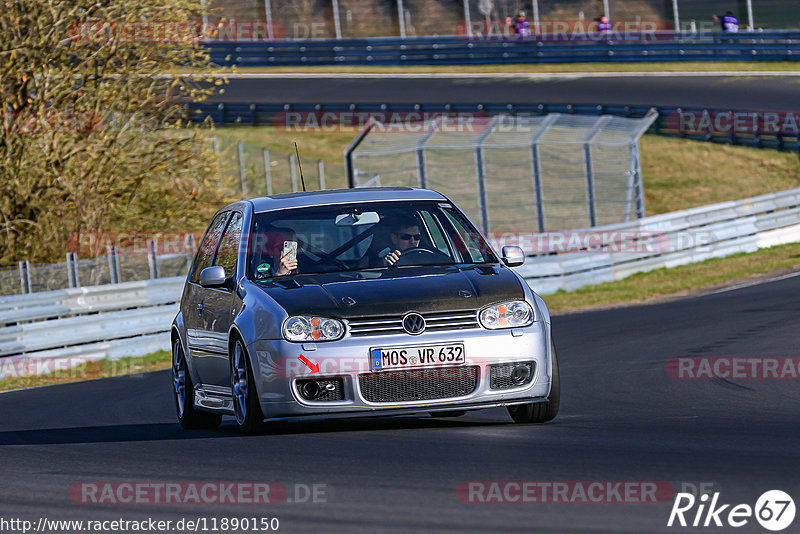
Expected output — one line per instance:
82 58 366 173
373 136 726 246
296 378 344 401
359 366 479 402
490 362 535 390
348 310 478 337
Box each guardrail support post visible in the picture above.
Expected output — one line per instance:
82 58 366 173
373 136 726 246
67 252 80 288
107 246 120 284
19 260 31 294
147 240 160 280
237 141 247 196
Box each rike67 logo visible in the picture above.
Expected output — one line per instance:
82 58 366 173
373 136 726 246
668 490 795 531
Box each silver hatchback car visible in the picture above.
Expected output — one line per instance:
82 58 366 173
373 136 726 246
171 188 559 433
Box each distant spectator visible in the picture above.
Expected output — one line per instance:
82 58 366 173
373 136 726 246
514 11 531 38
713 11 739 32
595 15 612 35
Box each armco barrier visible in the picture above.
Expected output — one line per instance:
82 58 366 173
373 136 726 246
2 187 800 375
514 187 800 294
205 31 800 66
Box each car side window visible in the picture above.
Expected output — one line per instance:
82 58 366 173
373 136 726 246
190 212 229 284
420 211 452 256
213 212 243 277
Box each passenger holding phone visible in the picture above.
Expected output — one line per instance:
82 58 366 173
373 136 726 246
277 239 298 276
255 227 299 278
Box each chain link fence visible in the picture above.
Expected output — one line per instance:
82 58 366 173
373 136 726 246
204 0 800 40
212 136 346 198
348 111 657 233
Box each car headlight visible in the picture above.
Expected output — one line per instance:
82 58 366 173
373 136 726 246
283 316 345 342
479 300 534 329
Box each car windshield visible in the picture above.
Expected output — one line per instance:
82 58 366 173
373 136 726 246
247 200 498 279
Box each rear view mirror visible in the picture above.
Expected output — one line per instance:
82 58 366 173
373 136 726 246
335 211 380 226
501 246 525 267
199 266 228 288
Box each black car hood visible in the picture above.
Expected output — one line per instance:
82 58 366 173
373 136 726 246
254 265 525 318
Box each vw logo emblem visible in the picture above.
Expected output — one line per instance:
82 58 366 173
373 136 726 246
402 313 426 335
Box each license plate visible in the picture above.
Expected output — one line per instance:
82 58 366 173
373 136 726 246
370 343 465 371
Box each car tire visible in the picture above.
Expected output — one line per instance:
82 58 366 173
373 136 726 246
507 339 560 424
173 338 223 430
231 338 267 435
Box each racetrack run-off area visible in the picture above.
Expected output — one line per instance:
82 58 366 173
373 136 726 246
2 274 798 533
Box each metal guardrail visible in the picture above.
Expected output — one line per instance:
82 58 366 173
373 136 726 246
0 277 184 327
189 102 800 154
512 187 800 294
206 31 800 66
2 186 799 375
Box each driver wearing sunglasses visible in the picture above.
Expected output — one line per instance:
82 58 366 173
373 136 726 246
383 216 425 266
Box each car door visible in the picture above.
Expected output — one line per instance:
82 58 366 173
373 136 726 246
184 211 229 386
194 211 244 387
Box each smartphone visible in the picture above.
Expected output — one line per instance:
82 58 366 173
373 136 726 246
282 240 298 262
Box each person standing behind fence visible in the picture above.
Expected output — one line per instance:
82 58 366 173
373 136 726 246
713 11 739 32
595 15 611 37
514 11 531 38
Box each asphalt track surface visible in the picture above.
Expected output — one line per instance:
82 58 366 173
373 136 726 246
210 73 800 111
2 274 799 533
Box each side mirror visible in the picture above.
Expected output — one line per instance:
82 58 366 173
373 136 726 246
501 246 525 267
199 266 229 288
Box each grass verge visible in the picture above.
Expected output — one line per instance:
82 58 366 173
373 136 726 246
0 350 171 393
544 241 800 313
224 61 800 75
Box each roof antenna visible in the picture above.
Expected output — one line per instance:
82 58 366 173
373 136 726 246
294 142 307 192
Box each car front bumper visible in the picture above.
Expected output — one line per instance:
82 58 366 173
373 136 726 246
247 320 552 419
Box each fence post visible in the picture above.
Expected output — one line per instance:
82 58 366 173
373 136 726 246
463 0 472 38
746 0 754 30
237 141 247 196
264 0 275 40
529 114 558 233
332 0 343 39
66 252 80 288
289 154 298 192
147 240 160 279
415 124 435 189
397 0 406 37
473 117 496 234
582 116 611 227
634 141 646 218
107 246 120 284
263 148 273 195
19 260 32 294
671 0 680 33
318 160 326 190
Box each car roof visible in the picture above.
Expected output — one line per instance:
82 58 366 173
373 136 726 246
247 187 448 213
